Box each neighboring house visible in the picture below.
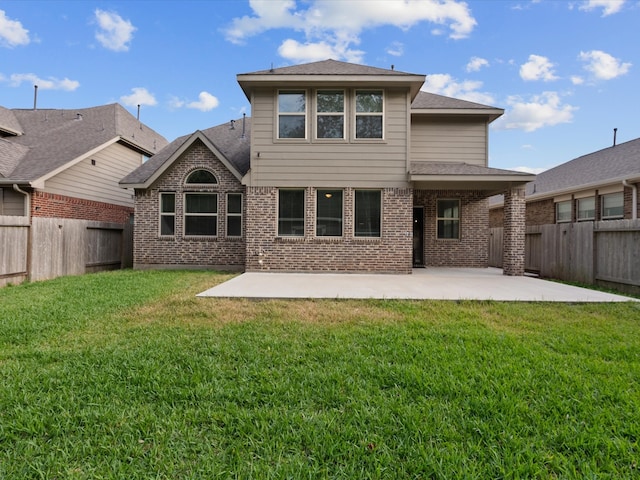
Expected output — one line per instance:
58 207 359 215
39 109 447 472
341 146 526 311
121 59 534 275
0 103 168 223
490 137 640 227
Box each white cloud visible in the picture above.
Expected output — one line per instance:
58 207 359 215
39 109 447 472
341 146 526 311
94 9 136 52
120 87 157 107
278 37 364 63
386 41 404 57
579 0 625 16
0 9 30 47
187 91 220 112
519 54 558 81
422 73 496 105
571 75 584 85
224 0 476 62
579 50 631 80
466 56 489 72
7 73 79 91
512 165 547 174
495 92 577 132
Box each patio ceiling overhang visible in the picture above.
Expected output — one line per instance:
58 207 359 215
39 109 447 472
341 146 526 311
410 162 536 195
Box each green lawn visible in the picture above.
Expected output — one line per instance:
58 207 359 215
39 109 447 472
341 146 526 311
1 270 639 479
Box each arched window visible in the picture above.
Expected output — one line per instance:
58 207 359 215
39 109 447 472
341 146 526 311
185 169 217 185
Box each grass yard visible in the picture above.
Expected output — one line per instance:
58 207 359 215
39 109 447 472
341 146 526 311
0 270 639 479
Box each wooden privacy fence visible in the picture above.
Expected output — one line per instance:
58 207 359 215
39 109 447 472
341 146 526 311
489 219 640 294
0 216 133 287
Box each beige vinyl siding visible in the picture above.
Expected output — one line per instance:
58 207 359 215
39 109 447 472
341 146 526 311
410 116 488 166
44 142 142 207
0 187 26 216
249 87 411 188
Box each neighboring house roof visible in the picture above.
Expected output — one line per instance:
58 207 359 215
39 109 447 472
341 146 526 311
490 137 640 207
120 117 251 188
411 161 535 194
0 103 168 186
0 106 23 136
411 91 503 123
237 59 426 100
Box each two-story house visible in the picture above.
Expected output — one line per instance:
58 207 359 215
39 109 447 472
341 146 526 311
121 60 534 275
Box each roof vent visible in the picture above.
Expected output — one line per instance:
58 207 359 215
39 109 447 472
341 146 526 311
230 119 236 130
76 113 83 121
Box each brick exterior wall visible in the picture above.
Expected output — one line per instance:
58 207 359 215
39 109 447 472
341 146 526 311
502 186 526 276
414 190 489 268
31 191 133 224
526 198 555 226
132 140 245 270
245 186 413 273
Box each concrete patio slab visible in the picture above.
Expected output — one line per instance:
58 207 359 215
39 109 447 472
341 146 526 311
197 268 637 302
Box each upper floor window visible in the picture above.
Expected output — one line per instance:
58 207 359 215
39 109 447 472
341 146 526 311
577 197 595 221
278 90 306 139
601 192 623 220
355 90 383 139
316 90 344 139
555 200 571 223
185 169 217 185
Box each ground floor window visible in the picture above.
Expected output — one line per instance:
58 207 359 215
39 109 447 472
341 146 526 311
184 193 217 236
601 192 623 220
577 197 595 221
437 199 460 239
226 193 243 237
278 189 305 236
316 189 343 236
555 200 571 223
159 192 176 236
354 189 381 237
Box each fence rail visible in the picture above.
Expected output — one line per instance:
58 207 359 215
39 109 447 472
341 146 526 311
489 219 640 295
0 216 133 287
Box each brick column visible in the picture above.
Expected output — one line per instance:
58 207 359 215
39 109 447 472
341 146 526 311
503 185 526 276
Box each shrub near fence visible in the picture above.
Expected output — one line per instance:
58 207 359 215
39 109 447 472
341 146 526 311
0 216 133 287
489 219 640 295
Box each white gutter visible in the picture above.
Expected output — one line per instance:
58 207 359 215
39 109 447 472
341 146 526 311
12 184 30 217
623 179 637 219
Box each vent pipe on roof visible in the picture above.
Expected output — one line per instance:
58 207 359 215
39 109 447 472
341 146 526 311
613 128 617 147
242 113 246 138
33 85 38 110
137 104 141 121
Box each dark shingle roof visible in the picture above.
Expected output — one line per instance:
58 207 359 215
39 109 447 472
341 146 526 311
1 103 168 184
240 59 416 77
411 162 532 177
411 91 500 110
0 106 23 135
120 117 251 187
527 137 640 197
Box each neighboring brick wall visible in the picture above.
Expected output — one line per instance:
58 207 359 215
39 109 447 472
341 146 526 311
31 191 133 223
245 186 413 273
526 198 555 225
503 186 526 276
133 140 245 270
414 190 489 268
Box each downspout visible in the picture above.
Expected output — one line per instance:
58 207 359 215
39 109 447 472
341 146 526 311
622 180 637 220
12 184 32 282
12 184 30 218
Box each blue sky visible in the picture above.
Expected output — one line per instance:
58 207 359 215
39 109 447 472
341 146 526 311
1 0 638 172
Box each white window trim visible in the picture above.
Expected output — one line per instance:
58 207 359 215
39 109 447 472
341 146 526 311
353 89 385 141
601 192 624 220
183 192 218 237
577 197 596 222
555 200 572 223
184 168 218 186
314 89 346 141
276 89 308 141
226 193 243 238
159 192 176 237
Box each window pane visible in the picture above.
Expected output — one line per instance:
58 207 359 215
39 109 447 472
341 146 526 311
278 91 305 112
602 193 623 218
185 216 217 236
438 200 459 219
578 197 595 220
356 91 383 112
437 220 459 239
227 193 242 214
160 215 175 236
227 216 241 237
186 170 217 184
161 193 175 213
279 116 305 139
356 116 382 139
437 200 460 239
556 201 571 222
355 190 381 237
186 194 217 213
317 116 344 139
317 190 343 236
317 91 343 112
279 189 305 236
